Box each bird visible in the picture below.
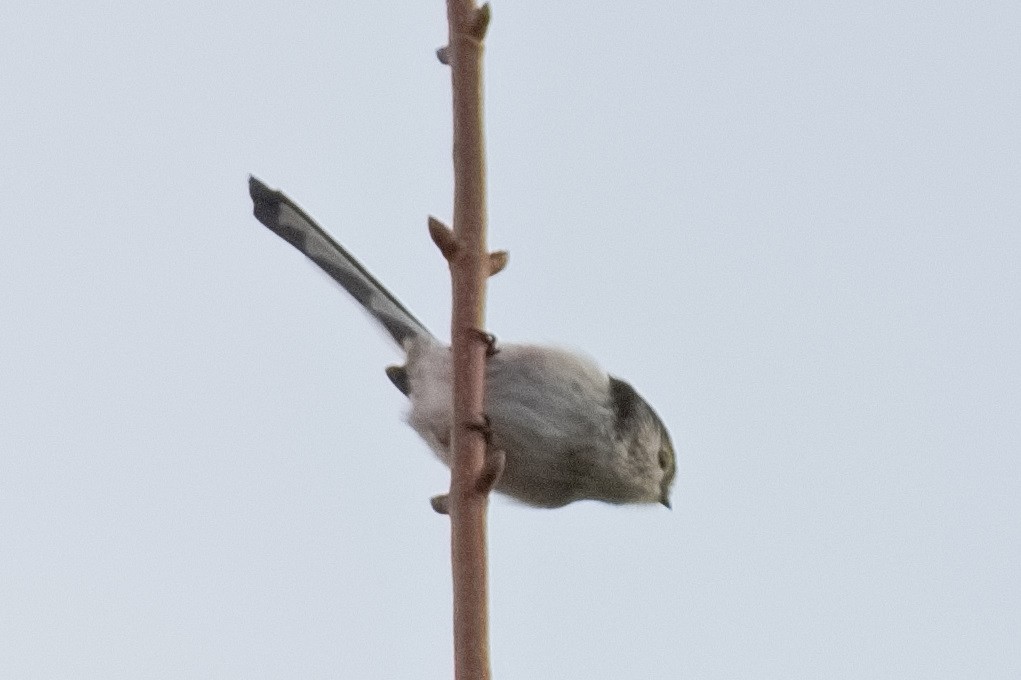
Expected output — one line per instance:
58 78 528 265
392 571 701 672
248 176 675 508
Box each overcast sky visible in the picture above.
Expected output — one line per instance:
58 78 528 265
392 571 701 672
2 1 1019 678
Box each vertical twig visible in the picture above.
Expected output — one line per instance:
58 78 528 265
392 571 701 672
432 1 494 678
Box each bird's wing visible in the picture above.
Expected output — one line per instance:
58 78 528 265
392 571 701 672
248 176 434 347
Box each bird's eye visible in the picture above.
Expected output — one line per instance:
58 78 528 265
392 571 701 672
658 448 670 470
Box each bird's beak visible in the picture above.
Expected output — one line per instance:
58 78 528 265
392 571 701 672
660 496 672 510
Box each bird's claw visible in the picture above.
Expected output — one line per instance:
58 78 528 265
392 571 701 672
467 328 498 357
465 414 493 446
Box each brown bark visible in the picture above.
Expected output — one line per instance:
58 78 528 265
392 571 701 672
434 2 496 678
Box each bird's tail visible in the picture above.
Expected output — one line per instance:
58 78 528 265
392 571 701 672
248 176 434 347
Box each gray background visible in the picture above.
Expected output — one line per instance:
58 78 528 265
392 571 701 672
2 1 1018 677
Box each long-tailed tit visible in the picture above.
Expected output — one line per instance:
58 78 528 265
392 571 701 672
248 177 675 508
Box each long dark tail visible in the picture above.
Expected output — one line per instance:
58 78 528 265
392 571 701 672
248 176 434 347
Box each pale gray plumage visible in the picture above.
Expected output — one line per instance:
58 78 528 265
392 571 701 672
248 176 676 508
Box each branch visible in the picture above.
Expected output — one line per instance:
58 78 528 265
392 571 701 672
435 1 497 678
